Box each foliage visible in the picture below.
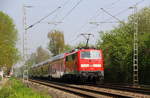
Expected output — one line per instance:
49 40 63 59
25 53 37 67
0 78 51 98
13 67 24 78
35 46 50 63
97 7 150 84
64 44 72 52
48 30 65 56
0 11 20 71
26 46 50 66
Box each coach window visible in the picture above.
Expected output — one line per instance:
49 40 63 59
66 55 73 61
68 55 72 61
72 54 77 60
66 54 76 62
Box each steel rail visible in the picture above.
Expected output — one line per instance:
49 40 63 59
95 84 150 95
29 79 131 98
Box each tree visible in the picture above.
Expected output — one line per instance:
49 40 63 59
26 46 50 66
96 7 150 84
25 53 36 67
64 44 72 52
48 30 65 56
36 46 50 63
0 11 19 72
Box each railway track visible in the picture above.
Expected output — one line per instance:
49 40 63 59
92 84 150 95
28 79 150 98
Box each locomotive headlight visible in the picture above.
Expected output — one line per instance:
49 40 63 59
81 64 89 67
93 64 101 67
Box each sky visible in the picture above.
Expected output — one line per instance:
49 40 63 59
0 0 150 56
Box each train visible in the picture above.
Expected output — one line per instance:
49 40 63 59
29 48 104 83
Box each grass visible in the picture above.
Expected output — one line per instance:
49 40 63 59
0 76 2 81
0 78 51 98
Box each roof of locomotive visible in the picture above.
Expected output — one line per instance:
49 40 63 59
65 48 101 56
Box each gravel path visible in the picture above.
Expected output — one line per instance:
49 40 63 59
26 80 83 98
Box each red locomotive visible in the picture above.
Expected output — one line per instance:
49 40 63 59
29 48 104 83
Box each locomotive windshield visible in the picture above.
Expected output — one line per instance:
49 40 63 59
80 50 100 59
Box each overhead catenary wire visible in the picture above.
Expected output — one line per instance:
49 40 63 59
85 7 130 33
51 0 83 30
74 0 122 35
88 7 132 32
75 9 102 34
69 34 81 44
70 0 123 44
101 0 145 22
104 0 121 9
87 0 146 32
61 0 83 21
100 8 124 23
25 6 61 30
134 0 145 6
86 8 132 34
46 0 71 31
66 0 146 45
86 10 124 35
69 9 103 44
79 0 146 45
50 0 71 23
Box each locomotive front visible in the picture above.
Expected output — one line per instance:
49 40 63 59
78 49 104 83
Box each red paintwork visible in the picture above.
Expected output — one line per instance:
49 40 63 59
65 51 78 73
79 49 104 71
65 49 104 73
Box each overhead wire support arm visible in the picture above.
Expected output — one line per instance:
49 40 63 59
89 21 119 26
90 21 118 24
25 6 61 30
100 8 125 24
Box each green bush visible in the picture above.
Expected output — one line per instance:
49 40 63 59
0 78 51 98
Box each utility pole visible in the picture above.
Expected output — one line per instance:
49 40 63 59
130 6 139 86
22 5 32 82
22 5 61 82
80 33 94 47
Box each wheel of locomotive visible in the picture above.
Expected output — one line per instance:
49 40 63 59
95 76 104 84
79 76 86 83
68 75 73 83
69 75 77 83
71 75 76 83
61 75 66 82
